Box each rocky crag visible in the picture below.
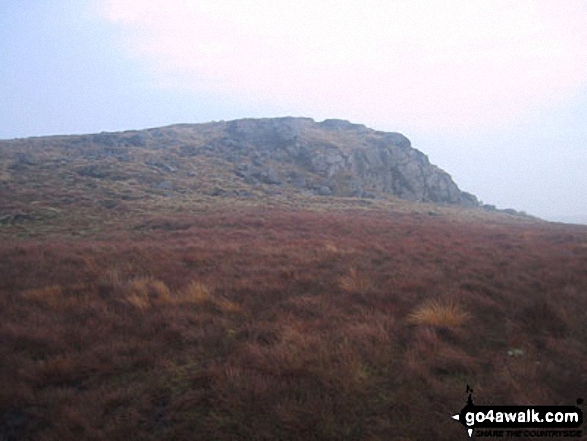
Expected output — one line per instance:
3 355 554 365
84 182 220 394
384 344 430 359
217 117 478 205
0 117 479 207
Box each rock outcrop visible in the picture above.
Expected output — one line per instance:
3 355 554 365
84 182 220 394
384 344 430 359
199 117 478 206
0 117 480 207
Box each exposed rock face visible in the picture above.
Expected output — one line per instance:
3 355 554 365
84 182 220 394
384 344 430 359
0 117 479 206
211 117 478 206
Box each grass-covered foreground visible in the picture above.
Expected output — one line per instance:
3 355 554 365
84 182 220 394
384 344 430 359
1 208 586 440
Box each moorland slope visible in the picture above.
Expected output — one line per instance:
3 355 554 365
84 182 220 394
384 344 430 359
0 120 585 441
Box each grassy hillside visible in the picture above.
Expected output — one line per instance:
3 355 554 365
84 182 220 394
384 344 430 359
1 205 586 440
0 123 583 439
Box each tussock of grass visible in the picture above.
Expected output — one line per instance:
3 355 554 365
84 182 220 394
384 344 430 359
21 285 63 307
176 281 212 304
125 277 171 309
216 298 242 314
20 284 94 309
339 268 371 294
407 299 470 328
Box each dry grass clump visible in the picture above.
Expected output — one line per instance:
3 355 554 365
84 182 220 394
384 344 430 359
20 284 93 309
323 241 340 253
21 285 63 307
407 299 470 328
174 281 242 313
176 281 212 304
215 298 242 314
339 268 371 294
124 276 171 309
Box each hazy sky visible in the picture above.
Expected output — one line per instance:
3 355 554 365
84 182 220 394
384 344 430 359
1 1 586 222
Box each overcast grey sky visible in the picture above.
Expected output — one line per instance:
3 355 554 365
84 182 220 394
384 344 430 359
1 1 586 223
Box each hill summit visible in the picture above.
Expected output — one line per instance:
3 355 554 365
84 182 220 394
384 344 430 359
2 117 478 206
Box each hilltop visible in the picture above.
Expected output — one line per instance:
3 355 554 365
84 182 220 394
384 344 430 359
0 117 532 236
1 117 478 202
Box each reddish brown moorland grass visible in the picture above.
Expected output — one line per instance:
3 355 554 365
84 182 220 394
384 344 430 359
407 299 470 328
0 209 586 440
